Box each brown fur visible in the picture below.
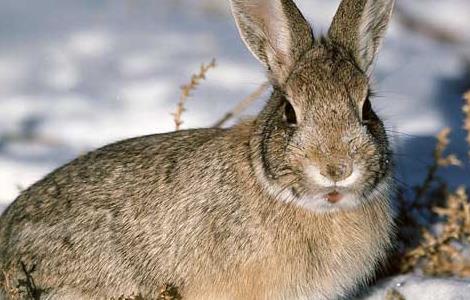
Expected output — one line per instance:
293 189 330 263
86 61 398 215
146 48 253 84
0 0 396 299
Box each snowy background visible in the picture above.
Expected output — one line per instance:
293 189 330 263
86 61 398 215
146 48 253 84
1 0 470 297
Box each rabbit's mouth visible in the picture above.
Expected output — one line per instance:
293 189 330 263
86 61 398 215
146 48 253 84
293 173 392 213
290 189 362 213
320 187 356 204
325 191 343 204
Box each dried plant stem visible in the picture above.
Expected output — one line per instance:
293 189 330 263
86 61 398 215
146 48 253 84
396 91 470 277
173 59 216 130
401 187 470 276
213 82 270 128
114 284 181 300
2 271 21 300
413 128 461 202
156 284 182 300
385 289 406 300
463 91 470 150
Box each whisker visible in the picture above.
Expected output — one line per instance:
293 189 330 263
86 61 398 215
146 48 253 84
286 144 305 152
384 129 424 139
272 178 302 202
391 176 413 190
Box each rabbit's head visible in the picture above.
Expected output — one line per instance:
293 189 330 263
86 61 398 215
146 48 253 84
232 0 395 212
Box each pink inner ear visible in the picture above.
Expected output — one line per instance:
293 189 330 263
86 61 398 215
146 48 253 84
249 0 292 64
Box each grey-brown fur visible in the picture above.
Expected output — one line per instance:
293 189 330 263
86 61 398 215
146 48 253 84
0 0 396 299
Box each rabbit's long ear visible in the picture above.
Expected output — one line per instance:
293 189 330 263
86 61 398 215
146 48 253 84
329 0 395 74
231 0 313 84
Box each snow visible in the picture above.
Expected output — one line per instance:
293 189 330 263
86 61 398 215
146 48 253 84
400 0 470 42
359 275 470 300
0 0 469 297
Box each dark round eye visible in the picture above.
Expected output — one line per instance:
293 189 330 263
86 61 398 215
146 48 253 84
284 101 297 126
362 97 373 125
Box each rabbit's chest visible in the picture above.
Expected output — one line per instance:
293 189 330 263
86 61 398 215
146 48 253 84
276 211 393 299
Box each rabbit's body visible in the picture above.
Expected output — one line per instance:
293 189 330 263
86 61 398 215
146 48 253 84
1 0 397 299
0 123 392 299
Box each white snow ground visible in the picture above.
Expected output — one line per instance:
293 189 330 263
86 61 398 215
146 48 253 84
0 0 470 298
360 275 470 300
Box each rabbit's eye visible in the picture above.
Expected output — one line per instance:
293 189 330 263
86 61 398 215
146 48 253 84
284 101 297 126
361 98 373 125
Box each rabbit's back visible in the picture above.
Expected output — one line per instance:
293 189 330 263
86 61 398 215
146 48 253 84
0 126 265 298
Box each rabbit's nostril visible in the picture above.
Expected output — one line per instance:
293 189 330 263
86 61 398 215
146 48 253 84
322 162 353 182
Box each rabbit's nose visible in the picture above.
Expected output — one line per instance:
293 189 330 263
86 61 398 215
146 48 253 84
321 161 353 182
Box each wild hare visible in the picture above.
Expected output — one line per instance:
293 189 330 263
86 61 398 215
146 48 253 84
0 0 396 299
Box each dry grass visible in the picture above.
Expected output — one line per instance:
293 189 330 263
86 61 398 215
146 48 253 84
113 285 180 300
412 128 461 203
394 91 470 277
1 263 45 300
385 288 406 300
1 271 21 300
173 59 268 129
399 186 470 276
463 91 470 149
172 59 216 130
213 82 270 128
2 273 181 300
155 285 181 300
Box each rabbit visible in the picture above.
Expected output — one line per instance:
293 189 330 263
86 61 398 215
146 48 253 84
0 0 396 299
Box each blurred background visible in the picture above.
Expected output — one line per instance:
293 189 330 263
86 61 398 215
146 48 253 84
0 0 469 210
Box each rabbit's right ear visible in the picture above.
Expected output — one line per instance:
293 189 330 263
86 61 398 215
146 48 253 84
329 0 395 75
231 0 314 84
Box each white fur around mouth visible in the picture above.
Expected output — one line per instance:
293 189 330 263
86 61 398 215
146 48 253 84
252 157 385 213
304 165 361 188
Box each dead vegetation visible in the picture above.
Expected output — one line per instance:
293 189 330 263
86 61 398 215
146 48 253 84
385 288 406 300
173 59 217 131
213 82 270 128
112 285 180 300
400 187 470 276
155 285 181 300
393 91 470 278
1 262 46 300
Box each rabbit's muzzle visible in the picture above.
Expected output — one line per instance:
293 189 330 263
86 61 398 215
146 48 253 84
320 161 353 183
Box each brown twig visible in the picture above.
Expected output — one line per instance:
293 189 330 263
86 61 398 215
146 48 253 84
413 128 461 202
395 92 470 277
385 289 406 300
156 284 181 300
463 91 470 150
2 270 21 300
173 59 217 130
114 284 181 300
18 262 43 300
213 82 270 128
400 187 470 277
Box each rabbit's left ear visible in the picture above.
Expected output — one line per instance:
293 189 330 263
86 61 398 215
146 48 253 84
329 0 395 75
231 0 314 84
